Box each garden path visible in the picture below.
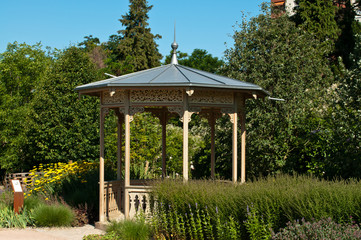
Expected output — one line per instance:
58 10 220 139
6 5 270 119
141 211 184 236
0 224 104 240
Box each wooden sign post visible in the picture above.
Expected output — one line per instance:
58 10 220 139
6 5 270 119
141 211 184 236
11 180 24 214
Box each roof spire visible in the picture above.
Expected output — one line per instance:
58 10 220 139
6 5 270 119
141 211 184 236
171 22 178 65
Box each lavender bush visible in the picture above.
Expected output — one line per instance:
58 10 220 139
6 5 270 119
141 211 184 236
272 218 361 240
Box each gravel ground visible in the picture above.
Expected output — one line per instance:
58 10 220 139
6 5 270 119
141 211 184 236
0 224 105 240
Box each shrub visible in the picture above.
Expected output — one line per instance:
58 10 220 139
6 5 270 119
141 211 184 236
272 218 361 239
33 204 74 227
25 161 98 198
0 206 33 228
0 189 13 207
152 202 241 239
151 175 361 239
83 232 118 240
23 194 43 210
106 218 152 240
26 160 116 223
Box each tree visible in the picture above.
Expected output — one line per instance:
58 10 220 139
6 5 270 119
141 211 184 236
24 47 101 170
0 42 52 172
321 34 361 178
334 0 361 68
221 5 335 177
78 35 107 70
293 0 361 69
106 0 162 76
164 49 224 73
293 0 340 52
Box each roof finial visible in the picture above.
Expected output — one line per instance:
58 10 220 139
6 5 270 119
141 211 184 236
171 22 178 65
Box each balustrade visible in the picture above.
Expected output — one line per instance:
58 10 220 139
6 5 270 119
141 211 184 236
103 180 154 220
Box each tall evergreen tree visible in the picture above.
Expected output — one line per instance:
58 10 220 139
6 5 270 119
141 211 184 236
334 0 361 68
107 0 162 75
293 0 361 68
293 0 340 53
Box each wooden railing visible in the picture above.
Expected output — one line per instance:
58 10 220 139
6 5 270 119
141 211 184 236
103 180 123 220
103 179 155 220
4 172 41 191
128 185 153 217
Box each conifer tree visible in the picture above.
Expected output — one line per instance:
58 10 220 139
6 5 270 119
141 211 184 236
293 0 340 53
107 0 162 75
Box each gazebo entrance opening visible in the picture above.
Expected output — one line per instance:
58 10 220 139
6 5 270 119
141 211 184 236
75 42 269 222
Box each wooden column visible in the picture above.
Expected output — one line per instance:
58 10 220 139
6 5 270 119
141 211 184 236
161 108 167 178
183 92 189 182
232 94 239 184
240 97 246 183
210 112 216 179
232 111 238 183
116 112 123 180
99 107 106 222
124 92 131 219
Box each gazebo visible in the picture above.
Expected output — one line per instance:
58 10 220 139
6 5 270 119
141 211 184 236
75 40 269 222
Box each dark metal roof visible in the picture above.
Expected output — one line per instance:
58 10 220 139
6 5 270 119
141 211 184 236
75 64 269 96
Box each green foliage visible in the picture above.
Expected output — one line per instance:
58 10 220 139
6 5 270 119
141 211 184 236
334 1 361 68
25 160 116 223
292 0 361 69
0 189 14 207
294 0 340 51
83 232 119 240
106 218 152 240
33 203 74 227
322 36 361 179
272 218 361 239
151 175 361 239
0 42 52 171
245 205 272 240
152 202 240 240
78 35 108 70
130 112 161 176
0 206 34 228
222 6 336 177
106 0 162 75
23 194 43 211
164 48 224 73
26 47 100 169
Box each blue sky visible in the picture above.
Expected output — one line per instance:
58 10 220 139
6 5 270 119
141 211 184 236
0 0 264 60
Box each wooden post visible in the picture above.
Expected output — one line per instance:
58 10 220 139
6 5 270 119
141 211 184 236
124 92 131 219
232 111 238 183
99 107 106 222
161 108 167 178
117 112 123 180
240 97 246 183
232 94 239 184
11 180 24 214
183 92 189 183
210 112 216 179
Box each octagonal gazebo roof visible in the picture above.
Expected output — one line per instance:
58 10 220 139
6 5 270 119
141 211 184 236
75 64 269 98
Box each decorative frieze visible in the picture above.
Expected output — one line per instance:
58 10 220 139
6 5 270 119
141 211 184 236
129 107 145 116
221 107 236 123
118 107 144 122
102 90 126 105
168 107 183 118
130 89 183 103
199 110 222 124
189 90 233 104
